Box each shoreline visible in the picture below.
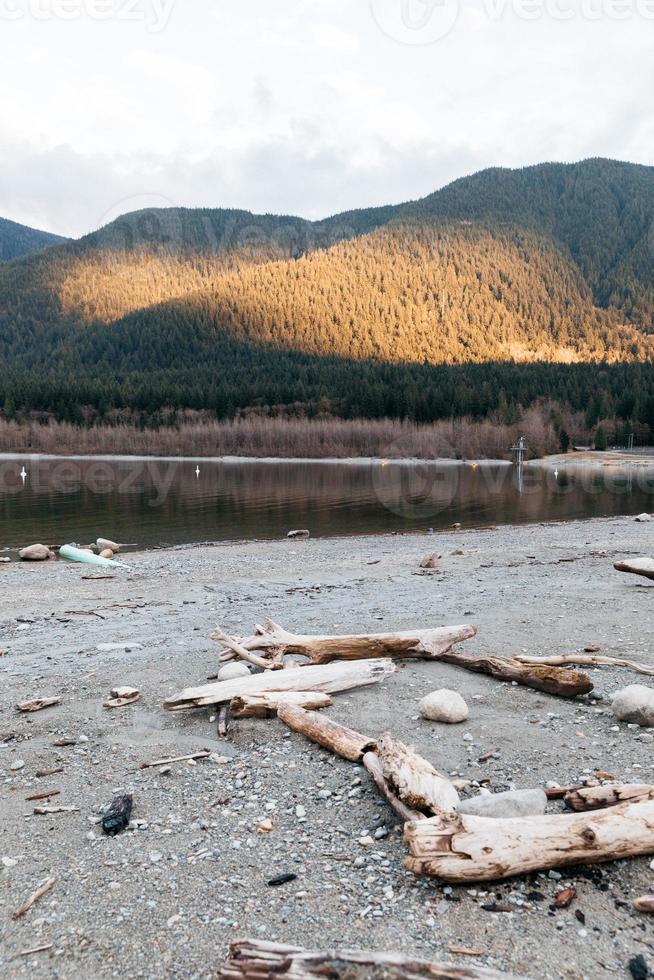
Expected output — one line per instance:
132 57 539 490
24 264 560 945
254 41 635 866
2 515 654 978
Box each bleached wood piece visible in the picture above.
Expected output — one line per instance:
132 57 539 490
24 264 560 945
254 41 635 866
164 659 396 711
439 652 593 698
515 653 654 679
376 733 459 814
405 800 654 883
218 939 526 979
139 750 212 769
362 752 424 824
564 783 654 812
221 620 476 666
16 697 62 713
13 877 56 919
614 558 654 581
277 702 377 762
230 691 333 718
213 628 280 671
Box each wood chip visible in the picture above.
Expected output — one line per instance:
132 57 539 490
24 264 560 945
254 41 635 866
16 697 61 714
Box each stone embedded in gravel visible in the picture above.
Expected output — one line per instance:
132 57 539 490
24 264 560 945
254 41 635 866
218 662 251 681
19 544 55 561
457 788 548 819
9 760 25 771
612 685 654 728
419 689 469 724
635 514 653 522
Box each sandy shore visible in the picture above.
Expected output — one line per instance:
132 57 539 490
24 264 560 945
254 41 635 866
1 517 653 978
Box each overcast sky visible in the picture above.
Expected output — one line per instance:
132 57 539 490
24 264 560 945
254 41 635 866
1 0 652 237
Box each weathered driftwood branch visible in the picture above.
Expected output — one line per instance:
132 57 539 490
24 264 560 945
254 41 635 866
405 800 654 883
164 659 396 711
564 783 654 812
230 691 333 719
376 733 459 814
439 653 593 698
212 628 281 671
277 702 377 762
362 752 424 824
218 939 525 979
13 877 56 919
515 653 654 679
614 558 654 581
219 620 477 666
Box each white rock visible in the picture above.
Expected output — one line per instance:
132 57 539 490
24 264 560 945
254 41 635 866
9 760 25 771
2 856 18 868
635 514 653 522
419 689 469 724
18 544 54 562
456 788 548 819
612 685 654 728
218 662 251 681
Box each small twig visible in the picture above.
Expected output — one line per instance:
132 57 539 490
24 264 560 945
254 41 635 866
13 877 56 919
26 790 60 802
140 750 211 770
33 806 79 815
19 943 54 957
212 628 279 671
36 768 64 779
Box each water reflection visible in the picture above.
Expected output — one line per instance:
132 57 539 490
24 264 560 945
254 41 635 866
0 455 653 551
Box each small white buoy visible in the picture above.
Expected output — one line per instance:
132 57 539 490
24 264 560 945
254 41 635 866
554 468 559 479
195 466 200 478
20 467 27 484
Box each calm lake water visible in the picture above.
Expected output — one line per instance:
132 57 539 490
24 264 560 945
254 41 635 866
1 454 653 554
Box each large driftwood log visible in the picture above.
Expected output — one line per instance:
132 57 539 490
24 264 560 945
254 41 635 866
439 652 593 698
277 702 377 762
218 939 526 979
515 653 654 679
362 752 424 823
164 659 396 711
405 800 654 883
614 558 654 581
376 733 459 814
219 620 477 666
564 783 654 812
230 691 333 719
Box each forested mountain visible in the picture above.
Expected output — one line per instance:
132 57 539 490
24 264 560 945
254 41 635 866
0 216 67 262
2 158 654 435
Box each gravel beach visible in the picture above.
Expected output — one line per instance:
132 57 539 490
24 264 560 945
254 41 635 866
1 516 653 979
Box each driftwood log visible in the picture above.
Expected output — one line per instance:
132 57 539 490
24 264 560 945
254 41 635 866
218 939 526 979
515 653 654 679
376 733 459 814
219 620 477 666
277 702 377 762
164 659 396 711
564 783 654 812
405 800 654 883
230 691 333 719
614 558 654 581
16 697 62 713
439 653 593 698
362 752 424 823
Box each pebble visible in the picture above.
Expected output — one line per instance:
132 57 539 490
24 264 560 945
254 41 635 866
10 760 25 771
612 685 654 728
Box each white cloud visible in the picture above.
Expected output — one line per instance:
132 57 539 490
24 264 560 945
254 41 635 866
0 0 651 236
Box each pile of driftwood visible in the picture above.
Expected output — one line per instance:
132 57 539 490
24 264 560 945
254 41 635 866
163 620 654 889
